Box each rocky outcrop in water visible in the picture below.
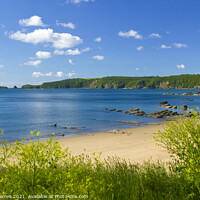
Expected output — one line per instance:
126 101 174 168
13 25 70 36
164 91 200 96
114 120 140 125
194 91 200 95
149 110 179 118
158 101 177 109
124 108 147 117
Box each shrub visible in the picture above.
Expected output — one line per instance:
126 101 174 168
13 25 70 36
154 116 200 198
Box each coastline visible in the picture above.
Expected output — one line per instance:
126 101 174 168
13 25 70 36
56 122 172 164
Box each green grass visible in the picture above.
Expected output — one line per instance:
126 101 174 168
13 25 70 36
0 131 199 200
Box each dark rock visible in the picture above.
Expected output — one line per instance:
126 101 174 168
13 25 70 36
114 120 140 125
194 91 200 95
172 111 178 115
163 93 175 95
149 109 179 118
108 109 116 111
186 98 194 101
56 133 65 137
128 108 139 112
183 92 193 95
182 105 187 110
126 108 147 117
51 123 57 127
115 110 122 112
184 112 194 117
70 126 82 130
158 101 168 105
108 130 126 134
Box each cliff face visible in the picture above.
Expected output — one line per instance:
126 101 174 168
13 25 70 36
159 81 169 89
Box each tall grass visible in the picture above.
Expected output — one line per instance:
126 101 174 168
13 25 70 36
0 130 199 199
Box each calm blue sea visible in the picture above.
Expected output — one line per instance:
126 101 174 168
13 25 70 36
0 89 200 141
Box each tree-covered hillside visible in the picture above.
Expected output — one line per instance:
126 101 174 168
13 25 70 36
21 74 200 89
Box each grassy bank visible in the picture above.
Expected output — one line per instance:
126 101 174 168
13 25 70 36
0 128 199 200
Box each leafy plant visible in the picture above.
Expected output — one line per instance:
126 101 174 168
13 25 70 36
154 115 200 198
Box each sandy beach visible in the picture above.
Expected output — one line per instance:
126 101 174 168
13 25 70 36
57 122 172 164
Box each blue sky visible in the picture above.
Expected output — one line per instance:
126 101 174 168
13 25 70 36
0 0 200 87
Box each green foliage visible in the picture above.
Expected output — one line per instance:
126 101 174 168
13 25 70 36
154 116 200 198
0 130 199 199
0 86 7 89
21 74 200 89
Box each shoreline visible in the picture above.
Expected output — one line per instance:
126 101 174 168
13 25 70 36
56 122 172 164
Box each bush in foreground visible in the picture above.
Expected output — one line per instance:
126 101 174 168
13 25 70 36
155 115 200 199
0 130 199 199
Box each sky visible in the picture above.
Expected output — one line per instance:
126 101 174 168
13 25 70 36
0 0 200 87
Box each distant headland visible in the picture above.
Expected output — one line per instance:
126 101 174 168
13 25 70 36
20 74 200 89
0 86 7 89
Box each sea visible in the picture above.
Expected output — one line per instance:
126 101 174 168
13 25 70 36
0 89 199 141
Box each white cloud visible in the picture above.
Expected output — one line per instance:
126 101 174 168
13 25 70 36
177 64 185 69
173 43 187 48
68 59 74 65
81 47 91 52
36 51 51 59
32 72 53 78
10 28 83 49
95 37 102 42
56 21 75 29
136 46 143 51
56 71 65 77
136 68 139 71
118 30 142 39
0 64 4 69
66 72 76 77
161 44 171 49
32 71 76 78
149 33 161 38
93 55 104 60
54 49 65 55
54 48 88 56
67 0 94 4
66 48 81 55
19 16 47 27
24 60 41 66
55 71 76 77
